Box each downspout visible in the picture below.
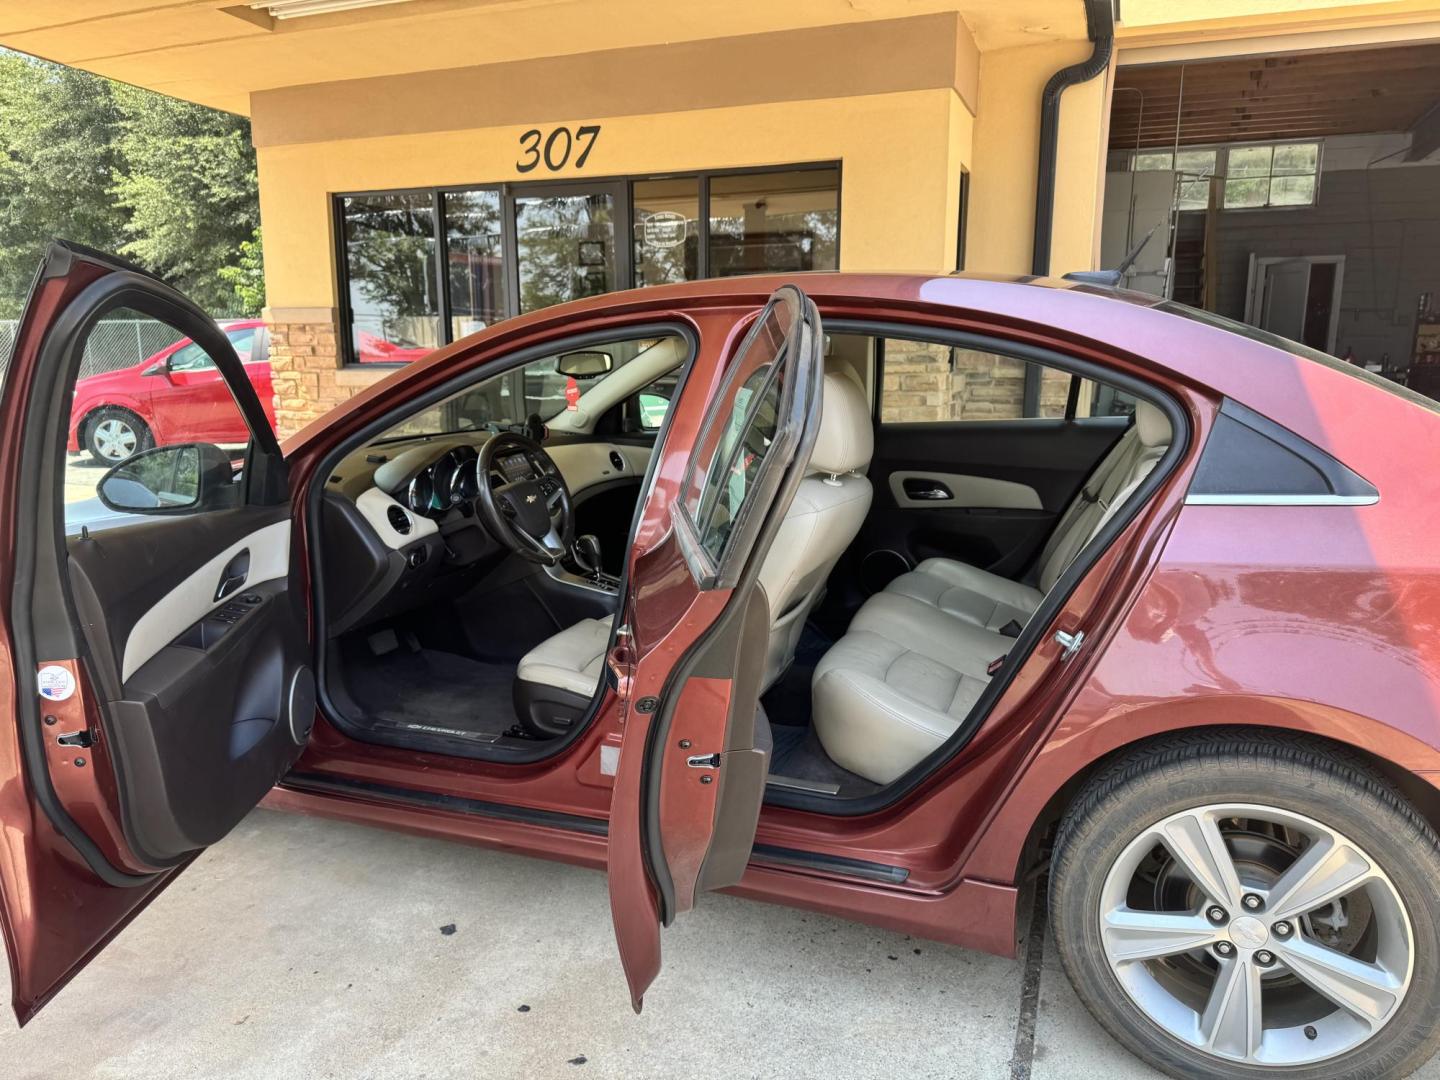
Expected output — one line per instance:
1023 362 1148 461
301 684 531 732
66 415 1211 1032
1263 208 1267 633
1030 0 1114 277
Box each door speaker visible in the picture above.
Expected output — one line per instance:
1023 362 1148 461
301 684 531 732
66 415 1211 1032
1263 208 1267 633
859 550 910 595
287 666 317 745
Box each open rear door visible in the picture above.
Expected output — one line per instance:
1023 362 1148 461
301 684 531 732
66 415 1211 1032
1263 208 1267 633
0 243 311 1022
607 284 823 1009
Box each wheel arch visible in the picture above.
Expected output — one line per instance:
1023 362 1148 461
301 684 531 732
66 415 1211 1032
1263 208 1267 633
75 399 151 445
965 700 1440 887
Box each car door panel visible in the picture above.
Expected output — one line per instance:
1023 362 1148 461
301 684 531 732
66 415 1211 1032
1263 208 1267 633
860 418 1128 583
0 241 309 1022
607 285 823 1010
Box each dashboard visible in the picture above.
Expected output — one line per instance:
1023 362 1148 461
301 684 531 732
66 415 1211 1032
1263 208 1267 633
321 432 652 637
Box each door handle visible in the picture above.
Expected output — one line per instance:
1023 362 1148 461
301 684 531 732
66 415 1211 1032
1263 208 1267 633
902 478 953 501
214 549 251 602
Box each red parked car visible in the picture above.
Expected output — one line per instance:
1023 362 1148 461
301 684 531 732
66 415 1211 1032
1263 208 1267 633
67 319 274 464
8 241 1440 1079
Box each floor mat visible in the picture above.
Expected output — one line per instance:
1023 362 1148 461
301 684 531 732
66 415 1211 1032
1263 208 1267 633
343 645 516 739
770 722 880 799
761 622 833 727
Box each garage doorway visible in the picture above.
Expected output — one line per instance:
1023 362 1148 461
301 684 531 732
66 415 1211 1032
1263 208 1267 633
1105 42 1440 394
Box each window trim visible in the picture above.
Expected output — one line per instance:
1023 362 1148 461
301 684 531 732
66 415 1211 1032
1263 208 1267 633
332 161 842 367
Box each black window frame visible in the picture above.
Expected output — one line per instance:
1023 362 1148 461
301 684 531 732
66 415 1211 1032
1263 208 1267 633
332 161 842 367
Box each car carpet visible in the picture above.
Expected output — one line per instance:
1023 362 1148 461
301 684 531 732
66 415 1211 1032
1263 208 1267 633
769 719 880 799
344 644 516 739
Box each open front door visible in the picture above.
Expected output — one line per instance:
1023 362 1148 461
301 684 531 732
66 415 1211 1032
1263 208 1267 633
607 285 823 1009
0 243 311 1022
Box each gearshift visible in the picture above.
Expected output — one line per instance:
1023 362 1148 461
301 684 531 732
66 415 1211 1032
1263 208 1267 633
569 533 603 577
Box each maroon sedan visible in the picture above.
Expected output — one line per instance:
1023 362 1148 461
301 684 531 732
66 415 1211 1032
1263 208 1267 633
5 242 1440 1079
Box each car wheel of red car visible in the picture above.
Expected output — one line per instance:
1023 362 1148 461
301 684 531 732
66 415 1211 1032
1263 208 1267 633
1051 733 1440 1080
83 406 152 466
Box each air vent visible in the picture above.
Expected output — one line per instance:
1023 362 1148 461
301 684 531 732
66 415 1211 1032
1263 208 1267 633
608 450 625 472
386 505 412 535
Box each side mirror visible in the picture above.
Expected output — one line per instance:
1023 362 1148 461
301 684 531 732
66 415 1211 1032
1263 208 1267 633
556 350 613 378
97 443 235 514
141 360 169 377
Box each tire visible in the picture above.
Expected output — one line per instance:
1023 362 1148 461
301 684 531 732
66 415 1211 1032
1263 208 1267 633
1050 732 1440 1080
84 407 152 466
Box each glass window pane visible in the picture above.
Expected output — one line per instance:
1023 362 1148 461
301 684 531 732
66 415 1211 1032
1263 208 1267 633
1224 177 1269 208
67 308 250 533
1269 174 1317 206
514 191 617 313
879 340 1028 421
1133 151 1173 171
444 189 505 338
1228 146 1273 178
226 328 256 363
633 177 699 288
1272 142 1318 176
708 168 839 277
341 192 442 364
1035 365 1072 419
1174 149 1216 176
1178 179 1212 210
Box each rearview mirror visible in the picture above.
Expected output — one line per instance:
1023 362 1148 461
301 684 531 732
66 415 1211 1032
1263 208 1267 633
97 443 235 514
556 350 613 378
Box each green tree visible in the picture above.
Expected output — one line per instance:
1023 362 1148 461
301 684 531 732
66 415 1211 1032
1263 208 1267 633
0 51 125 317
110 83 261 315
218 227 266 317
0 48 264 319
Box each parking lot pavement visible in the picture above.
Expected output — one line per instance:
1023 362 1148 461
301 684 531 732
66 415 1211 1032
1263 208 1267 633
2 809 1435 1080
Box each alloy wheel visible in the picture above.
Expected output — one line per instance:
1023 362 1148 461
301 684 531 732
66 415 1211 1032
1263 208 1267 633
1098 802 1413 1067
92 417 139 461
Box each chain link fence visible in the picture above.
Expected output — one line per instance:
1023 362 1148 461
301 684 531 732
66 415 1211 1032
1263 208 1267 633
0 316 243 387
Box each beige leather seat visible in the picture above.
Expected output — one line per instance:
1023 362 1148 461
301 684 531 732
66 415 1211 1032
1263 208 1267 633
884 400 1171 632
813 402 1170 785
754 371 873 689
513 370 874 732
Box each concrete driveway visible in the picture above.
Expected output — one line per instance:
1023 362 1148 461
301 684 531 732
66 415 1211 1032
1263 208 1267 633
2 809 1434 1080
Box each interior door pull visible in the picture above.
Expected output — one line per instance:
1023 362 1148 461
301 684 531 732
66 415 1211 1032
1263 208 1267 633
902 478 953 501
214 549 251 602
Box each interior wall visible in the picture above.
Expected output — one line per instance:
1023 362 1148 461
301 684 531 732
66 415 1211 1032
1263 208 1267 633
1209 135 1440 368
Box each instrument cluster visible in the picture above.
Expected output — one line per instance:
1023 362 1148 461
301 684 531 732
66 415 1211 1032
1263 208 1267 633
405 445 482 516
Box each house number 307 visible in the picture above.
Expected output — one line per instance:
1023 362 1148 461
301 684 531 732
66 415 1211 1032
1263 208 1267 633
516 125 601 173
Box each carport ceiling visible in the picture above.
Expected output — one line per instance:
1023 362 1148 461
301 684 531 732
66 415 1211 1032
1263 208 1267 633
1111 43 1440 149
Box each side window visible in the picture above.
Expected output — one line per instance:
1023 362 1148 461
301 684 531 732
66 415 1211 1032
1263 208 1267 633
65 308 253 534
877 337 1071 422
167 340 214 373
629 374 675 433
228 328 257 363
692 366 781 561
679 294 806 578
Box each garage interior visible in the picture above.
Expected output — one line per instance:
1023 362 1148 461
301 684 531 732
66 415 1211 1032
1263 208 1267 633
1103 42 1440 399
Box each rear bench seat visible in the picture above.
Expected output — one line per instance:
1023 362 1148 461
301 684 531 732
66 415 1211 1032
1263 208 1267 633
812 401 1171 785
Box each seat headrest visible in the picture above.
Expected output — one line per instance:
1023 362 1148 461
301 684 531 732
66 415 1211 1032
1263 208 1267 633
809 371 874 476
1135 399 1170 448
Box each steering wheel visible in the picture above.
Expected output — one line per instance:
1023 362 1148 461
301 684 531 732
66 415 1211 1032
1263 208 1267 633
474 432 575 565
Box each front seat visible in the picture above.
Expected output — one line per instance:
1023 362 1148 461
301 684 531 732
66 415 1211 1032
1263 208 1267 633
754 370 873 689
512 371 874 735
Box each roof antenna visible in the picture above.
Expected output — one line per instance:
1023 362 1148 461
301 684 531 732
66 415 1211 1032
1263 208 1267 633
1063 224 1158 288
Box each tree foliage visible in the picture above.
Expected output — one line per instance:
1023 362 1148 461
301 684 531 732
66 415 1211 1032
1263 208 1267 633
0 49 263 318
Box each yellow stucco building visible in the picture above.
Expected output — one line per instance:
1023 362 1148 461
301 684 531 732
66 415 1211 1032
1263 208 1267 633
5 0 1440 433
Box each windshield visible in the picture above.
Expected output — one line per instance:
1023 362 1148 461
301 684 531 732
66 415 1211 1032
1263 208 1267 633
376 335 680 441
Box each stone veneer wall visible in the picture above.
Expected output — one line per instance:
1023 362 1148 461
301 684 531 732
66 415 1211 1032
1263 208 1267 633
879 339 1071 422
264 309 389 438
